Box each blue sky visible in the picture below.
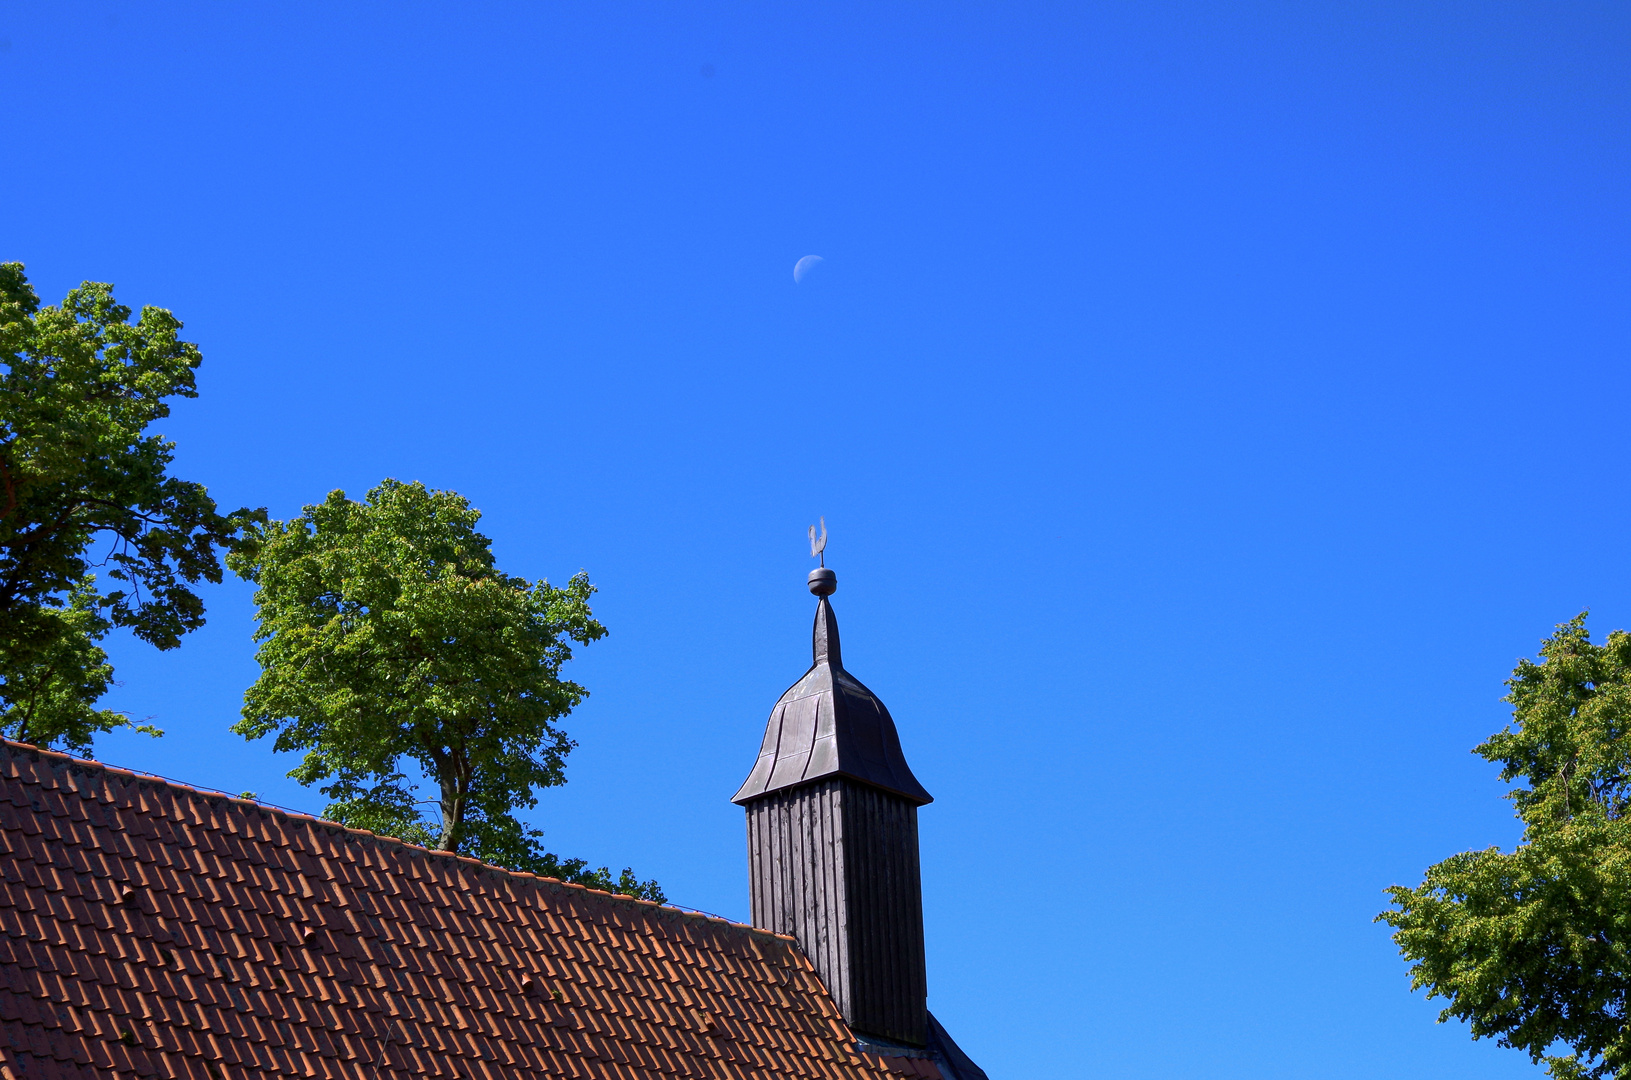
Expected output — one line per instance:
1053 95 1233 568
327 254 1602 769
4 3 1629 1076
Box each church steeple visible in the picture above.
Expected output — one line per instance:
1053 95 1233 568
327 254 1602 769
734 564 932 1047
732 569 931 807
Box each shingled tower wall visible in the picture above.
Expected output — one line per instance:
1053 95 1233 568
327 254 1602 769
733 570 934 1047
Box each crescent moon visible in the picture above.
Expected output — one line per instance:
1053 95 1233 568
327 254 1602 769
793 255 824 283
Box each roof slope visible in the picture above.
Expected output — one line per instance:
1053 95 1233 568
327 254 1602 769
0 741 942 1080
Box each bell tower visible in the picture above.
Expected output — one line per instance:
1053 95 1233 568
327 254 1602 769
733 563 934 1047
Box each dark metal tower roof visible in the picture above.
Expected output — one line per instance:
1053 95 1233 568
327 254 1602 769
733 589 932 807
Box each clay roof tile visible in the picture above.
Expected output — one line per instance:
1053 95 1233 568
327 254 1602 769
0 741 944 1080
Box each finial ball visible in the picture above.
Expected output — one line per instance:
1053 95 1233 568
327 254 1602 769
807 567 837 596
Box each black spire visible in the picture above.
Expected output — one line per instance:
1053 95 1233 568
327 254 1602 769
732 571 931 807
813 593 840 668
735 562 934 1047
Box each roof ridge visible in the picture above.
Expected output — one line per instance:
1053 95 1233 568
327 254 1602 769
0 738 792 944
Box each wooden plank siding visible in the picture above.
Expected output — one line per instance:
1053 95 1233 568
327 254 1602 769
744 778 929 1046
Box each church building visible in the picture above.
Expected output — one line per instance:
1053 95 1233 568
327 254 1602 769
0 567 988 1080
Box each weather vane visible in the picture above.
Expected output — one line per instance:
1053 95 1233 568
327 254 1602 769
808 517 827 567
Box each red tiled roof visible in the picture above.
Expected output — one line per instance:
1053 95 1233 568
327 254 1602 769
0 741 942 1080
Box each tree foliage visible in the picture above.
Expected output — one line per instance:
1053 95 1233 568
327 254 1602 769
0 262 259 752
1381 614 1631 1079
230 479 664 903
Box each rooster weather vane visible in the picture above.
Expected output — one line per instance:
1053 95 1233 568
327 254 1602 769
808 517 827 567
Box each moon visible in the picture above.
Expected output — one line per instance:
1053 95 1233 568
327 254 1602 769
793 255 824 283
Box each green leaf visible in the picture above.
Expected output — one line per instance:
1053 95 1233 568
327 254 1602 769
1380 613 1631 1080
0 262 263 752
233 479 661 903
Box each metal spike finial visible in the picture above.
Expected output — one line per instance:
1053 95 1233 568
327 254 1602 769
808 518 827 567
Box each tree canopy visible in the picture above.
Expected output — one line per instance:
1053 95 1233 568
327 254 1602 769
230 479 663 902
1381 614 1631 1080
0 262 260 753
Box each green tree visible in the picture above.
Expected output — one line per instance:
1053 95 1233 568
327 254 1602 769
229 479 664 902
0 262 260 753
1381 614 1631 1079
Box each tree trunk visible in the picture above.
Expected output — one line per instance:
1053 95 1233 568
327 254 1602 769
437 777 467 852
